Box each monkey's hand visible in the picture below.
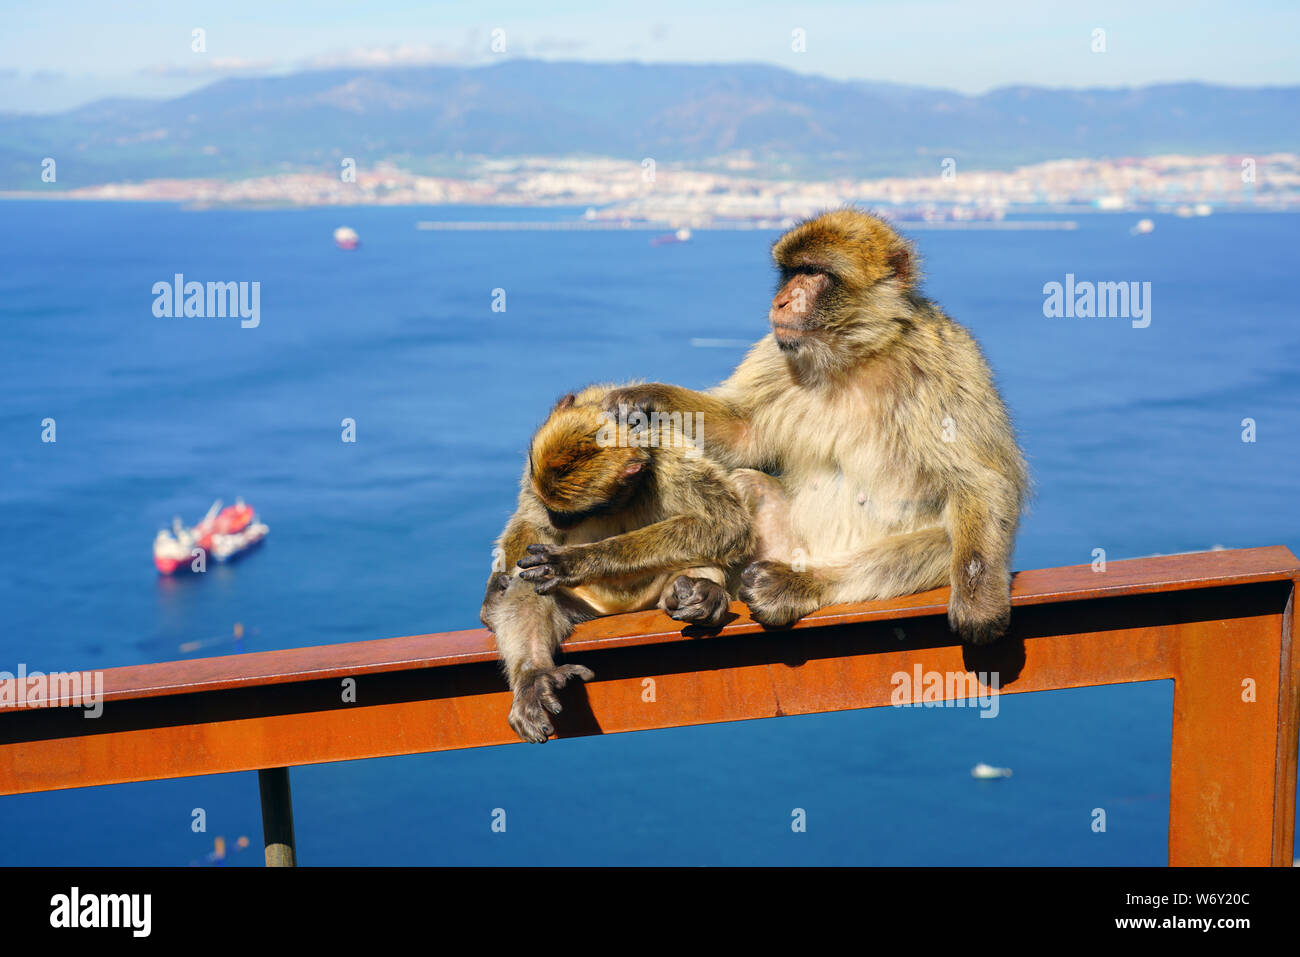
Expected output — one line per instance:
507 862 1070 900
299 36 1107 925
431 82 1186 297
665 575 732 628
947 592 1009 645
947 555 1011 645
517 543 589 594
508 664 595 744
739 560 823 628
601 383 669 418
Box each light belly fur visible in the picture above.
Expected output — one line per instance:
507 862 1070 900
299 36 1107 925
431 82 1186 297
785 459 942 565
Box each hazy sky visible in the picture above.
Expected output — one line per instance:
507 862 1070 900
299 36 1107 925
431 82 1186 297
3 0 1298 113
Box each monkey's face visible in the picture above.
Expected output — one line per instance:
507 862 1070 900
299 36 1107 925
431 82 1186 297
769 210 918 363
530 408 651 529
770 267 833 350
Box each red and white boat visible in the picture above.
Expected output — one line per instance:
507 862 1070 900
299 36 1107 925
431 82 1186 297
211 520 269 563
153 525 196 575
334 226 360 250
650 227 692 247
154 499 268 574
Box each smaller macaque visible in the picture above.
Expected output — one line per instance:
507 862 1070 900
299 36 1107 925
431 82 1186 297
481 384 754 743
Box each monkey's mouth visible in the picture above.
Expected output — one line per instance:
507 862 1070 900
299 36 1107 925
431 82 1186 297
772 323 808 347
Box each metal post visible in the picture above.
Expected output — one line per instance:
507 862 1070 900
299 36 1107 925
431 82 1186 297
257 767 297 866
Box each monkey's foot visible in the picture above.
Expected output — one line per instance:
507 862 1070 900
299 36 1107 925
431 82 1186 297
508 664 595 744
739 561 822 628
947 589 1010 645
665 575 731 628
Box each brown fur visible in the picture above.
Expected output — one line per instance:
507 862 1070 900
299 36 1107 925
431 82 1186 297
481 383 755 742
605 208 1029 643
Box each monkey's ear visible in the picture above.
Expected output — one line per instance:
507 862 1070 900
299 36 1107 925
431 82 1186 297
887 247 914 286
620 459 647 479
555 393 577 411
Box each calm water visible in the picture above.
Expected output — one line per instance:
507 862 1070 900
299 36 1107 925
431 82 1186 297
1 201 1296 865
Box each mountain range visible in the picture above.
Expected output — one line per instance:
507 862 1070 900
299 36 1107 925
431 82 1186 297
2 59 1298 188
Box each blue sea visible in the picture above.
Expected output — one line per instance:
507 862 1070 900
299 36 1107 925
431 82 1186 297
1 201 1297 865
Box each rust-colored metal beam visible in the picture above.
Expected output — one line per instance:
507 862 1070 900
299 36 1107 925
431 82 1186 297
1 546 1296 866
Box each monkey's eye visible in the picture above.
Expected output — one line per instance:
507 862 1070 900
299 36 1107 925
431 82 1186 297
786 265 830 282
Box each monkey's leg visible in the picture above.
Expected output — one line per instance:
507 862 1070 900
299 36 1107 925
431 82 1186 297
482 511 560 628
496 515 557 577
730 468 800 563
740 527 951 628
660 567 732 628
489 576 595 743
944 485 1018 645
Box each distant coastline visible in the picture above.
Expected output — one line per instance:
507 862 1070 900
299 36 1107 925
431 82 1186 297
3 152 1295 225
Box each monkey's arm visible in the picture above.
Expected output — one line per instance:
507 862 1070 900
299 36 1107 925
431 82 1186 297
519 513 751 592
941 463 1023 643
602 382 760 468
905 390 1025 642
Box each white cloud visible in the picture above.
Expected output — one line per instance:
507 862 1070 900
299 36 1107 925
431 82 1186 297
142 57 275 78
300 44 473 70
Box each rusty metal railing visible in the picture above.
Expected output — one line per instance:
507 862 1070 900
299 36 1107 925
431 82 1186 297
1 546 1296 866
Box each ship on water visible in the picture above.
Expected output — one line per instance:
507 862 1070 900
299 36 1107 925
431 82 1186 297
153 499 268 574
650 227 692 246
334 226 360 250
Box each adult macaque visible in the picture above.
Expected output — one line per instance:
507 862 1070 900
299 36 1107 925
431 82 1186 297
481 384 753 742
604 209 1028 643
